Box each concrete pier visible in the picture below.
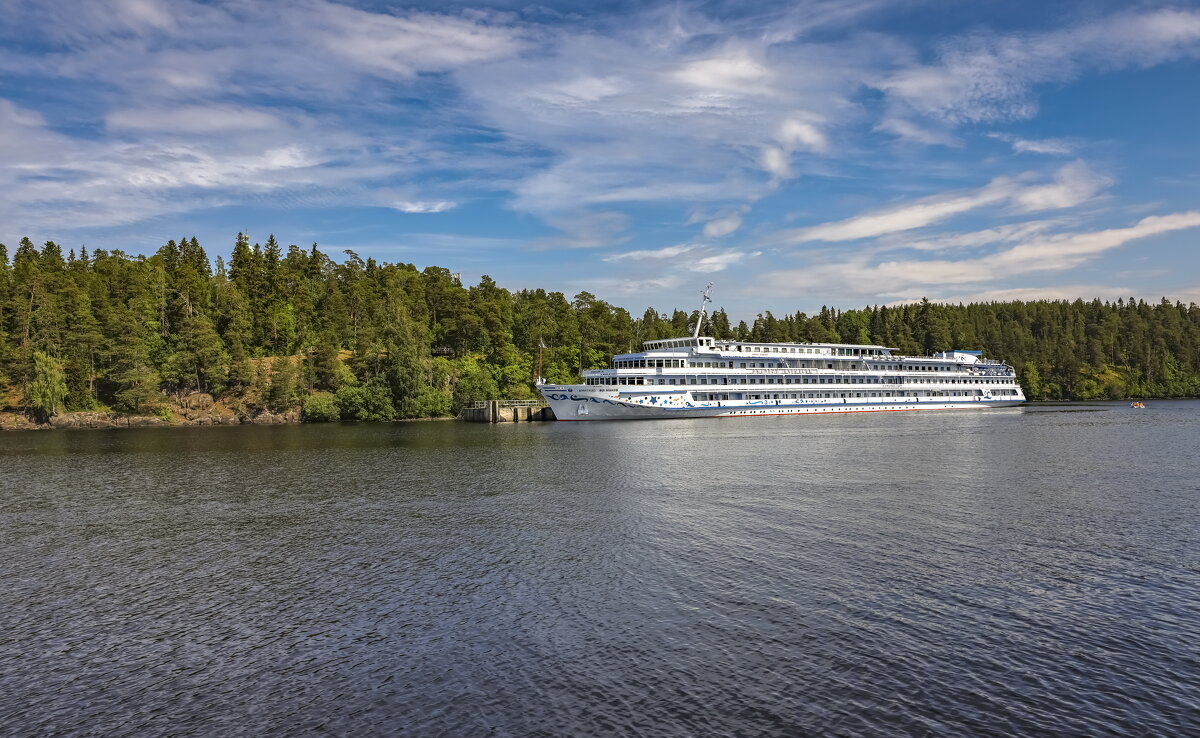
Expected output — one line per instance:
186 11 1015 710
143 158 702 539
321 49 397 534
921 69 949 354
459 401 555 423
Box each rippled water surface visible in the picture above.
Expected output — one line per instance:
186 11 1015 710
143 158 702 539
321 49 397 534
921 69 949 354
3 402 1200 736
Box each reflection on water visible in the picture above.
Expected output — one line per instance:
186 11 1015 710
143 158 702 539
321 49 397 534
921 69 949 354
2 403 1199 735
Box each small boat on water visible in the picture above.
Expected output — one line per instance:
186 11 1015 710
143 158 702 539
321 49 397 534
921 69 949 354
1130 401 1146 409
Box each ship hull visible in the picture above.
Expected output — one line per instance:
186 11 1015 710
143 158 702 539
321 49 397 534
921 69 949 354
539 385 1022 421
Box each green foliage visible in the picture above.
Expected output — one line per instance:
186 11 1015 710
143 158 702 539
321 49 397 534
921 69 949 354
27 350 67 420
413 386 453 417
301 391 340 422
3 234 1200 422
452 360 500 414
64 357 95 411
335 379 395 422
267 356 299 412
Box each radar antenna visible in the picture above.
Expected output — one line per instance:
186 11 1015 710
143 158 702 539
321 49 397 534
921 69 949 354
692 283 713 340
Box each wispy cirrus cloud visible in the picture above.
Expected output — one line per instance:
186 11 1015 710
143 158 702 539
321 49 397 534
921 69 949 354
877 8 1200 124
604 244 698 262
775 160 1109 244
988 133 1076 156
875 116 962 147
0 0 525 234
763 211 1200 298
106 105 285 134
603 242 761 278
892 219 1066 252
390 200 457 214
915 285 1136 305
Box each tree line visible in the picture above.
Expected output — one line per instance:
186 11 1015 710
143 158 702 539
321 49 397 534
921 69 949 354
1 234 1198 421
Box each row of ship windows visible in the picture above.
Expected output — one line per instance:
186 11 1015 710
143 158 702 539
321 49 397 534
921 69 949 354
725 346 887 356
613 359 979 372
692 389 1021 401
586 376 1016 386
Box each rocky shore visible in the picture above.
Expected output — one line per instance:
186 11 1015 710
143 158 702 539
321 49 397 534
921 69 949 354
0 394 302 431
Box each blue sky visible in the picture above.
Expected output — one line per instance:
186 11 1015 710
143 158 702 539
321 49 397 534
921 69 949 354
2 0 1199 318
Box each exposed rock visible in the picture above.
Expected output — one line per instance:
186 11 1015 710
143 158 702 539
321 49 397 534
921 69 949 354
126 415 169 427
248 410 296 424
179 393 215 411
0 412 41 430
47 412 123 429
1 402 303 431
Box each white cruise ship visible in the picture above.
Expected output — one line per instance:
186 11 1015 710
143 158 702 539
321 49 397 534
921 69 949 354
538 291 1024 421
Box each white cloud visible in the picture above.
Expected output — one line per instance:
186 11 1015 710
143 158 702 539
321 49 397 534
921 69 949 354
671 50 772 94
875 116 962 147
390 200 457 214
1011 160 1111 212
458 6 888 219
689 250 759 273
779 161 1109 244
0 1 532 235
605 244 697 262
603 243 756 273
779 177 1016 243
896 219 1063 252
878 8 1200 124
574 275 684 294
777 117 828 153
987 133 1076 156
763 211 1200 297
1011 137 1074 156
760 147 792 180
703 213 743 238
989 211 1200 273
107 105 283 133
0 96 368 233
310 4 523 78
921 285 1135 304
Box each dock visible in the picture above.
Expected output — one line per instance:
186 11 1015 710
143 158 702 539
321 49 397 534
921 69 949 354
459 400 556 423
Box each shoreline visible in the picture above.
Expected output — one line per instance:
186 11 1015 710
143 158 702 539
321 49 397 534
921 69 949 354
2 398 1189 432
0 408 457 432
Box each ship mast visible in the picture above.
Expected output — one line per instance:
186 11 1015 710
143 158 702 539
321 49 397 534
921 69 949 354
692 283 713 340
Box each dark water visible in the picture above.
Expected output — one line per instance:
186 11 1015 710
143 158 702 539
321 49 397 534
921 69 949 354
2 403 1199 736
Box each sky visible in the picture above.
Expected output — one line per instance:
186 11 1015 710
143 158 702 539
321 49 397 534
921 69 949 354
2 0 1200 318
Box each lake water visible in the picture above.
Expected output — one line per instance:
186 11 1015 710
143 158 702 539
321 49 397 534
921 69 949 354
2 402 1199 736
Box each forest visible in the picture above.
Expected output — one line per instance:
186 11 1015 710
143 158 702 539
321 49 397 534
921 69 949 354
2 234 1199 423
